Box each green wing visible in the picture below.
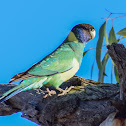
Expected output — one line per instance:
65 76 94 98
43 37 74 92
28 44 75 76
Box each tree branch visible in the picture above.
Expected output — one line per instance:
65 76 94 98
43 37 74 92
0 77 119 126
107 43 126 101
1 43 126 126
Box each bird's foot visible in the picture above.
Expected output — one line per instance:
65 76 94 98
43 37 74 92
57 86 74 96
43 88 56 98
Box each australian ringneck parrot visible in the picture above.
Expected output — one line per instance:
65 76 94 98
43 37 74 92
0 23 95 103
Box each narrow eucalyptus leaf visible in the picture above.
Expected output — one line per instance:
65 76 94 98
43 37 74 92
96 21 107 70
108 27 117 44
83 50 88 57
91 59 95 79
103 72 107 76
114 66 119 83
117 28 126 37
98 52 109 82
83 48 94 57
111 65 113 84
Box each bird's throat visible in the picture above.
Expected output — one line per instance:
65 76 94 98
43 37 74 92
67 31 79 42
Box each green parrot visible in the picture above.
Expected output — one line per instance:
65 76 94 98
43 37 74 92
0 23 95 102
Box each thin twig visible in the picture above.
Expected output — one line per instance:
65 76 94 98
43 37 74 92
105 9 126 15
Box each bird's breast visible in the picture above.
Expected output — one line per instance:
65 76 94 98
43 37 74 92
60 58 80 82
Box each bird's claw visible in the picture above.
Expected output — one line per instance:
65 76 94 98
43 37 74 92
57 86 75 96
43 86 75 98
43 88 56 98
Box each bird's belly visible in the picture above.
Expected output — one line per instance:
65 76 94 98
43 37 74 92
60 58 80 82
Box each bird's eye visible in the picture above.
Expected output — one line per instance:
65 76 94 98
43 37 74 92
90 28 94 31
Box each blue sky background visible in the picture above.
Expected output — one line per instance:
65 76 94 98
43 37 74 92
0 0 126 126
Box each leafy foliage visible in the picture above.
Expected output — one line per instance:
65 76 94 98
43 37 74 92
83 13 126 83
117 28 126 37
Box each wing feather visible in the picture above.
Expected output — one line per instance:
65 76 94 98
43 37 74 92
10 44 75 83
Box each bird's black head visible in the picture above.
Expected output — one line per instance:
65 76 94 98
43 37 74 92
71 23 96 43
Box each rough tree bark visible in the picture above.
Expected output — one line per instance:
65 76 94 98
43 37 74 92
0 43 125 126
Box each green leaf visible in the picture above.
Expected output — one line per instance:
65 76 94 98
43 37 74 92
83 48 94 57
111 65 113 84
114 66 119 83
104 25 109 45
117 28 126 37
98 52 109 82
96 21 107 70
108 27 117 44
91 59 95 79
83 50 88 57
103 72 107 76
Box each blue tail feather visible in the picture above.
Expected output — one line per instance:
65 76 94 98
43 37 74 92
0 83 34 103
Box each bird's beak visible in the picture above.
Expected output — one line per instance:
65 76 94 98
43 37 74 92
90 29 96 39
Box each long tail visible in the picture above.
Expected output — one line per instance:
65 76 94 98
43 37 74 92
0 83 33 103
0 77 47 103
